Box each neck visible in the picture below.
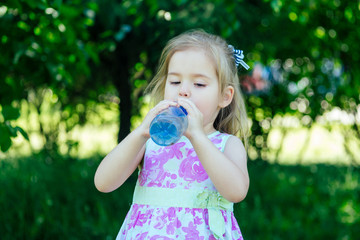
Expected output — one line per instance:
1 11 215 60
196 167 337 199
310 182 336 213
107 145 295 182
203 124 217 135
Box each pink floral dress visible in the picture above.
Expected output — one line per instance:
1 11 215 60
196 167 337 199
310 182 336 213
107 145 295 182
116 131 244 240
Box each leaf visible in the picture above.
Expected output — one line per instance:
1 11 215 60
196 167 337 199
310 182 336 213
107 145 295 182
6 123 18 137
0 125 11 152
16 127 29 141
1 106 20 121
0 138 11 152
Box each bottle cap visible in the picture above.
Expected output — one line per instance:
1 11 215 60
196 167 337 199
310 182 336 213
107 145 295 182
179 106 187 115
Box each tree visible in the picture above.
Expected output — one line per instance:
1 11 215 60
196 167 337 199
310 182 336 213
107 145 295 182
1 0 359 164
0 0 100 153
237 0 360 162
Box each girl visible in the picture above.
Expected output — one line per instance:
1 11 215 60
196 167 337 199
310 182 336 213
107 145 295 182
94 30 250 240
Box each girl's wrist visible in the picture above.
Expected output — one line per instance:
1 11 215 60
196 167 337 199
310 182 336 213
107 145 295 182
187 129 207 142
133 125 150 142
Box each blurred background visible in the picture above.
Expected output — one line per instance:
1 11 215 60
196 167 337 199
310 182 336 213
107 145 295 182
0 0 359 239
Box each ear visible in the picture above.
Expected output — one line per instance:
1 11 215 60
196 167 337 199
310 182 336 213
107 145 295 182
219 86 234 108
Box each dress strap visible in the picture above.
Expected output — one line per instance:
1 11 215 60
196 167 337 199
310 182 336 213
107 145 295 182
219 134 231 153
132 185 233 239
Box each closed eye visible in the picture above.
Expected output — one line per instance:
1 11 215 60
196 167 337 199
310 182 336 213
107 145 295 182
195 83 206 87
170 81 181 85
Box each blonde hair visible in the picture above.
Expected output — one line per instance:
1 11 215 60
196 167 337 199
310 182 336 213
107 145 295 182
145 30 249 146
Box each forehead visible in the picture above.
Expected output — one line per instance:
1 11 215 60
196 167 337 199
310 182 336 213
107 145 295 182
168 48 218 78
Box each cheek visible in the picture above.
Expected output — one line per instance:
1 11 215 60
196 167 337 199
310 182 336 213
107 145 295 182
192 100 209 116
164 86 177 100
194 97 220 118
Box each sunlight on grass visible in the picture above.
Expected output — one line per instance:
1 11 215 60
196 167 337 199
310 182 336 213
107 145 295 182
1 96 359 166
267 125 354 165
68 124 118 158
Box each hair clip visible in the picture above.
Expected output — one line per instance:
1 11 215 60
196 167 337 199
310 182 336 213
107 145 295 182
229 45 250 70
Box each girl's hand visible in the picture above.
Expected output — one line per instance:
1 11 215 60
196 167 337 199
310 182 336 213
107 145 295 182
177 98 205 139
137 100 179 138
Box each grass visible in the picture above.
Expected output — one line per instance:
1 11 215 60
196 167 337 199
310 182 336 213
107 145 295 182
1 154 359 239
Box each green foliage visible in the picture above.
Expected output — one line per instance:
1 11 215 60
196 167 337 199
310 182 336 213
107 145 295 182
225 0 360 159
0 105 29 151
1 0 360 157
1 155 359 239
0 0 103 153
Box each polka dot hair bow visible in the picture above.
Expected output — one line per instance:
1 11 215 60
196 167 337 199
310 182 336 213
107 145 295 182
229 45 250 70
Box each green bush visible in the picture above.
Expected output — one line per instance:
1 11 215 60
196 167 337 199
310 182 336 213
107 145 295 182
0 154 136 239
238 160 360 239
0 155 359 239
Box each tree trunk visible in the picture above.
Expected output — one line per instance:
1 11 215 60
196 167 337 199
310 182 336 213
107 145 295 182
113 47 132 143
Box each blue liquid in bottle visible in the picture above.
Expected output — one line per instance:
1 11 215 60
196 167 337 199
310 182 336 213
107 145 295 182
149 106 188 146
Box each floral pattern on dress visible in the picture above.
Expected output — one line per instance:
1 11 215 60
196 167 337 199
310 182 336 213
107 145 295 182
117 132 244 240
178 148 209 187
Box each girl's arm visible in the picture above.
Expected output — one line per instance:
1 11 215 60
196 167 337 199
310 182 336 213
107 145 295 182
190 133 249 203
94 128 147 193
178 98 249 203
94 100 178 193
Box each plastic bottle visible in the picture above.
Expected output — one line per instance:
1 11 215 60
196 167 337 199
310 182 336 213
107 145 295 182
149 106 188 146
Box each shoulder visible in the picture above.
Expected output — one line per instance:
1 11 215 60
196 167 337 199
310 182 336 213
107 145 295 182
225 135 245 150
224 135 247 162
210 132 246 156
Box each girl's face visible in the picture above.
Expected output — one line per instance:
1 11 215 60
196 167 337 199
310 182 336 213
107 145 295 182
164 48 227 132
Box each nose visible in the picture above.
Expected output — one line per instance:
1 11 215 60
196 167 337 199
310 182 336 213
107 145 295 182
179 90 189 97
179 83 190 97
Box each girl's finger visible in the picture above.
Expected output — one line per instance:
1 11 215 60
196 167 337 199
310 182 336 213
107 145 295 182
178 98 200 117
177 98 192 112
177 98 204 131
149 100 178 116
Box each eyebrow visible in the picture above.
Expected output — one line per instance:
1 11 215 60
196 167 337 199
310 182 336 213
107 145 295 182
167 72 212 80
